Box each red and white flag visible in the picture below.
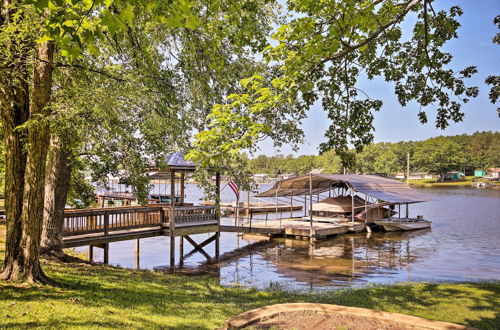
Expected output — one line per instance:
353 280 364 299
228 179 239 199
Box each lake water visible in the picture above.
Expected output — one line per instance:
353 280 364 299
80 184 500 291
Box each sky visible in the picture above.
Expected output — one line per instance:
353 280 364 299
257 0 500 156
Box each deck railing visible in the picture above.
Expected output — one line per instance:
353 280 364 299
62 205 218 236
63 206 165 236
173 206 218 226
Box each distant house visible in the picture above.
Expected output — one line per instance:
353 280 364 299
253 173 270 183
443 171 465 181
309 168 324 174
474 169 487 177
408 172 429 180
395 172 406 179
486 168 500 180
277 173 294 181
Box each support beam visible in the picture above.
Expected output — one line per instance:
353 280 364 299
179 236 184 267
215 231 220 261
88 245 93 262
180 172 185 205
351 187 355 226
309 173 314 245
170 170 176 231
103 243 109 264
135 239 140 270
184 234 216 260
170 235 175 271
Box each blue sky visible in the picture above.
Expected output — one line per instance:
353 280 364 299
257 0 500 156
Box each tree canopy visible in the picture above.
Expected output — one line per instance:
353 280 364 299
188 0 491 178
246 131 500 176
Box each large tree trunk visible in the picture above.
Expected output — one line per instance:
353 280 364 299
0 74 30 281
40 135 72 257
0 33 55 283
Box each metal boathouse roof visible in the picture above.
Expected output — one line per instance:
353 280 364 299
255 174 430 204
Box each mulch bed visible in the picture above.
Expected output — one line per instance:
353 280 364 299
244 311 423 330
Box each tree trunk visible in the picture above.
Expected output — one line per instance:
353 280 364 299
0 36 55 283
40 135 72 257
0 73 30 281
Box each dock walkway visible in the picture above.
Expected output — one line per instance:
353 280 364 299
221 219 366 240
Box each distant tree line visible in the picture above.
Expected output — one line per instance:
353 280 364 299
247 131 500 177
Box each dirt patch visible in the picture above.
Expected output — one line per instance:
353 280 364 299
244 311 423 330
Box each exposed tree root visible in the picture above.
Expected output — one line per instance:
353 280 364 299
40 249 88 264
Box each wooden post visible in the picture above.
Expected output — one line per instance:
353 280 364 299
246 190 250 217
215 231 220 261
88 245 93 262
104 212 109 236
350 187 354 226
170 236 175 271
179 236 184 267
215 171 221 226
215 172 221 261
170 170 175 231
406 203 409 218
135 239 140 270
364 194 368 223
304 195 307 217
103 243 109 264
309 173 313 244
180 172 185 205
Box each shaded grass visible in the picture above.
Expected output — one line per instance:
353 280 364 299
0 224 498 329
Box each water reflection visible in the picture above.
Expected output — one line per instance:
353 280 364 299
78 186 500 291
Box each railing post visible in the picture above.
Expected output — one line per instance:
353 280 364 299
104 212 109 236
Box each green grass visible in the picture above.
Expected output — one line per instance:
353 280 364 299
408 176 500 186
0 224 499 329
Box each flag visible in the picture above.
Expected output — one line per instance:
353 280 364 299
228 179 239 199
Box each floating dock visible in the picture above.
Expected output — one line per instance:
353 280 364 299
221 220 366 241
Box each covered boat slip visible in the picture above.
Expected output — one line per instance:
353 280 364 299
248 174 430 237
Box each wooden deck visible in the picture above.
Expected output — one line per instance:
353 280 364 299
61 204 218 248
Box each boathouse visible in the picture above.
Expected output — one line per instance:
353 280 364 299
244 174 429 240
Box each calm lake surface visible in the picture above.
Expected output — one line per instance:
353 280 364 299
79 184 500 291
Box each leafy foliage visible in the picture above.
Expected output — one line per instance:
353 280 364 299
189 0 483 181
485 15 500 116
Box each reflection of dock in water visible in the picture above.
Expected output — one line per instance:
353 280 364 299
212 229 432 289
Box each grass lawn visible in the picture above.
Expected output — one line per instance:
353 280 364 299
0 224 499 329
408 176 500 186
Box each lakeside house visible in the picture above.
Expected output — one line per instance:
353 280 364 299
443 171 465 181
407 172 437 180
395 172 405 179
486 168 500 180
474 169 487 177
253 173 271 183
277 173 294 181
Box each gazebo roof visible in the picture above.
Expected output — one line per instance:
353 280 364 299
165 152 196 171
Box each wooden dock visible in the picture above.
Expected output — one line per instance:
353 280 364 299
220 202 302 214
221 220 366 240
